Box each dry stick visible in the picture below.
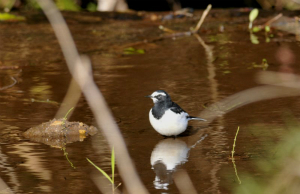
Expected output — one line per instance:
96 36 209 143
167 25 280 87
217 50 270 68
36 1 149 194
120 4 212 49
161 4 212 38
193 4 212 33
265 13 283 26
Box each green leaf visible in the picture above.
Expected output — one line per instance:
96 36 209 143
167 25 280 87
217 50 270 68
87 158 113 184
123 47 145 55
252 26 261 33
56 0 80 11
136 49 145 54
249 9 259 23
0 13 25 21
87 2 97 12
265 25 271 32
124 47 135 51
111 147 115 184
248 9 259 29
63 107 74 120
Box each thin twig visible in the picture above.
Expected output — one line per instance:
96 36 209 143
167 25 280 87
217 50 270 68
120 4 212 49
265 13 283 26
193 4 212 33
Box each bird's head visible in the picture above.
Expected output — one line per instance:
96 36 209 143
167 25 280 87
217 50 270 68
146 90 171 104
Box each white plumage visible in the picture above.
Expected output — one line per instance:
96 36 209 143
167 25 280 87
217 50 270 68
149 109 189 136
146 90 206 136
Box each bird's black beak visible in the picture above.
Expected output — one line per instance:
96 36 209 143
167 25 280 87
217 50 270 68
145 95 152 98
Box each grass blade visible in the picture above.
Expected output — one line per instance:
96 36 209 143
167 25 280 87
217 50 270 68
111 147 115 184
86 158 113 184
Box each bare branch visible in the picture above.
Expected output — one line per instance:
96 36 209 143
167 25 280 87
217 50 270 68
193 4 212 33
36 1 149 193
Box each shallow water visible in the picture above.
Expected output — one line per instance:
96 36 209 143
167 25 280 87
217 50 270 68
1 10 300 194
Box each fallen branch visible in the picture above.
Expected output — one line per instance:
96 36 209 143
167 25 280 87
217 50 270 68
265 13 283 26
118 4 212 49
193 4 212 33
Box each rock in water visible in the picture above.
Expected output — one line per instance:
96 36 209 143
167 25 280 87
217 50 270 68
23 118 98 148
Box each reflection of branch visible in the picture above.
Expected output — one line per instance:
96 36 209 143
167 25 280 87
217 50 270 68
189 134 207 149
36 1 148 194
0 77 17 91
174 170 197 194
200 72 300 122
55 78 81 119
231 127 241 184
232 160 241 185
0 177 14 194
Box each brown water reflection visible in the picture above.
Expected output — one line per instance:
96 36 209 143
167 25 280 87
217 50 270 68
1 10 300 194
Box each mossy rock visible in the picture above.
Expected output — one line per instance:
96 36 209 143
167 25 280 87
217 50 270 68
23 118 98 148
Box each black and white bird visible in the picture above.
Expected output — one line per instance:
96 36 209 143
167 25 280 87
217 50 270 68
146 90 206 136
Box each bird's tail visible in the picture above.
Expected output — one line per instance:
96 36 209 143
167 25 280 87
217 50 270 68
187 116 206 121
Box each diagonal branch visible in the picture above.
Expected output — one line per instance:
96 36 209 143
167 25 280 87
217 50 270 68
36 1 149 193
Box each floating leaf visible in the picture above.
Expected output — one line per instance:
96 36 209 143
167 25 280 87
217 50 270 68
223 70 231 74
252 26 261 33
124 47 135 52
251 58 269 70
123 47 145 55
0 13 25 21
136 49 145 54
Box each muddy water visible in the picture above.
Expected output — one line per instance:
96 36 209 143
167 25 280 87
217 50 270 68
1 10 300 194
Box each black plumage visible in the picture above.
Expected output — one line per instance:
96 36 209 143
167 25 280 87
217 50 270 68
150 90 187 119
146 90 206 136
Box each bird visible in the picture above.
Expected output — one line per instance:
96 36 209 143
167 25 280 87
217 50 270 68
146 90 206 136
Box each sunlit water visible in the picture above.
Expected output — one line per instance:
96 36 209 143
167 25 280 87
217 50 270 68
1 10 300 194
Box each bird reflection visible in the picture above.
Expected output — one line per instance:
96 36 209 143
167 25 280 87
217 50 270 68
150 135 207 190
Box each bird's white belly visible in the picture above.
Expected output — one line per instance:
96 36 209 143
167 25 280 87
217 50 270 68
149 109 189 136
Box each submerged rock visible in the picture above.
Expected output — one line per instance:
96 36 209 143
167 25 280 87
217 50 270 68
23 118 98 148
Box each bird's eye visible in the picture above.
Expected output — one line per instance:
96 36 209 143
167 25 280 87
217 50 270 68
156 95 162 99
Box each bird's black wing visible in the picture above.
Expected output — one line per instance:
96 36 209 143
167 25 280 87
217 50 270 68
170 102 186 114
